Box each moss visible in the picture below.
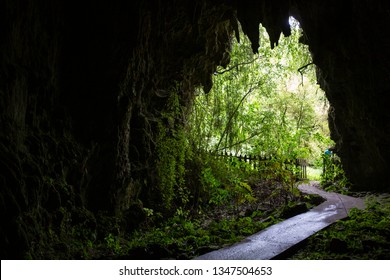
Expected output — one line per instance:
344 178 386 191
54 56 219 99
155 84 192 211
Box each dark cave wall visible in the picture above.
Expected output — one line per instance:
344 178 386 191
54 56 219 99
0 0 235 258
126 0 235 210
291 0 390 190
0 0 148 258
0 1 66 258
1 0 389 259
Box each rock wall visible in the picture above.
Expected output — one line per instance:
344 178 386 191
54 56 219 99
1 0 389 258
0 0 235 258
292 0 390 191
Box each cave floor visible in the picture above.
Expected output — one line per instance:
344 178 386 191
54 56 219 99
195 181 365 260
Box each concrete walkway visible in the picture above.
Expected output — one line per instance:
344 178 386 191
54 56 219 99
195 182 365 260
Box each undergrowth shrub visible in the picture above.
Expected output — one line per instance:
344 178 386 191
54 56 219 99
155 85 192 212
321 154 350 194
256 157 302 205
199 153 258 208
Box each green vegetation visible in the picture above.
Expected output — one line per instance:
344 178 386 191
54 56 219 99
321 153 351 194
155 84 192 211
306 166 322 181
188 18 331 163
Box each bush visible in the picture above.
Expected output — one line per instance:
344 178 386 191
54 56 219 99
321 154 350 194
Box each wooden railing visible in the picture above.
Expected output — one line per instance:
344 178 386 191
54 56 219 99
296 158 308 179
211 152 308 179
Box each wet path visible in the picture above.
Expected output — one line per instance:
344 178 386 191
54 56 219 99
195 182 365 260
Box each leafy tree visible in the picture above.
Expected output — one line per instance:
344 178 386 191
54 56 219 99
188 18 331 163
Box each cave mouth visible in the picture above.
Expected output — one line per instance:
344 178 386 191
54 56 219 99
1 0 389 260
188 17 332 180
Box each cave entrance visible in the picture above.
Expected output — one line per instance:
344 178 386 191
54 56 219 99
188 17 332 180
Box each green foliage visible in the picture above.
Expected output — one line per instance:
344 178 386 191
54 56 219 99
155 84 192 210
234 181 257 204
124 206 282 259
22 202 130 259
187 18 331 164
199 153 258 208
321 154 350 194
254 156 302 205
104 233 123 255
201 167 228 206
306 166 322 181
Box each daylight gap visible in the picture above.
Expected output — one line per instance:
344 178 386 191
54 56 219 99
187 17 332 181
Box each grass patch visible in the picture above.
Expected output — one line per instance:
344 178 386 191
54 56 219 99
306 166 322 181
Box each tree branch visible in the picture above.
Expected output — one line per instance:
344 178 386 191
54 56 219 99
215 130 263 152
215 55 260 75
214 84 259 152
297 62 314 74
297 62 314 86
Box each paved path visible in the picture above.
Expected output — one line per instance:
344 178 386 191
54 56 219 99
195 182 365 260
